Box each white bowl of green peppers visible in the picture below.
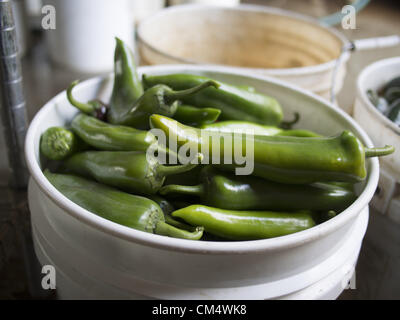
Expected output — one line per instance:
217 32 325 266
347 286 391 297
25 65 380 299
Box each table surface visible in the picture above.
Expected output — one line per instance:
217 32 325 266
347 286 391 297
1 0 400 299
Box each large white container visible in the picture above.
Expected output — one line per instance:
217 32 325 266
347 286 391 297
25 65 379 299
137 5 350 100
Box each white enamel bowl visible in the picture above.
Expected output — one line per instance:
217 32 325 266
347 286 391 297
137 5 350 99
25 65 378 299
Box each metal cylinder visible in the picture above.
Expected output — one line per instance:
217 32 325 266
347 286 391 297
0 0 29 188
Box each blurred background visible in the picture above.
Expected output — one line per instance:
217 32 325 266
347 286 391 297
0 0 399 299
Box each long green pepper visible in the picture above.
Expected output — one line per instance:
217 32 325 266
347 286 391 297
44 170 203 240
108 37 144 124
172 205 315 240
143 73 283 126
150 115 394 184
160 166 357 212
71 113 157 152
63 151 200 195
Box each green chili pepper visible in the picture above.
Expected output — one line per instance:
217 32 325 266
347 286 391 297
71 113 157 152
150 115 394 184
111 80 219 129
67 81 108 121
142 73 283 126
173 105 221 126
64 151 199 195
388 98 400 125
160 166 357 212
172 205 315 240
200 120 320 137
44 170 203 240
108 37 144 125
40 127 86 161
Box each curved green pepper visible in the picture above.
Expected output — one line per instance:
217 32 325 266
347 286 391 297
160 166 357 212
67 80 219 129
64 151 199 195
71 113 157 152
174 105 221 126
44 170 203 240
109 80 220 129
172 205 315 240
142 73 283 126
40 127 86 161
199 120 320 137
108 37 144 124
150 115 394 184
67 81 108 121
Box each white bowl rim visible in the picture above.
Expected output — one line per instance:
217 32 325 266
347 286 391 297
136 3 351 77
357 56 400 134
25 64 379 255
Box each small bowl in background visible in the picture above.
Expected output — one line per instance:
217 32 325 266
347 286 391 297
353 57 400 219
137 4 350 100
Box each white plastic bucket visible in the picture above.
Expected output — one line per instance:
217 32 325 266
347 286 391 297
137 5 350 100
25 65 379 299
44 0 134 73
353 57 400 219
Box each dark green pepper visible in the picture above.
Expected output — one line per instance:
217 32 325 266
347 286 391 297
40 127 86 161
64 151 199 195
71 113 157 152
148 195 194 231
160 166 357 212
108 80 220 129
384 87 400 104
108 37 144 124
44 170 203 240
142 73 283 126
388 98 400 125
199 120 320 137
150 115 394 184
172 205 315 240
383 76 400 92
173 105 221 126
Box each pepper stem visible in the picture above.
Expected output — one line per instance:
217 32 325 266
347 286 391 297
365 145 395 157
67 80 96 114
160 184 204 197
155 221 204 240
164 215 195 231
165 80 220 102
280 112 300 129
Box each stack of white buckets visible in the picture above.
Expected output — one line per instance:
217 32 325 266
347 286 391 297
26 65 380 300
